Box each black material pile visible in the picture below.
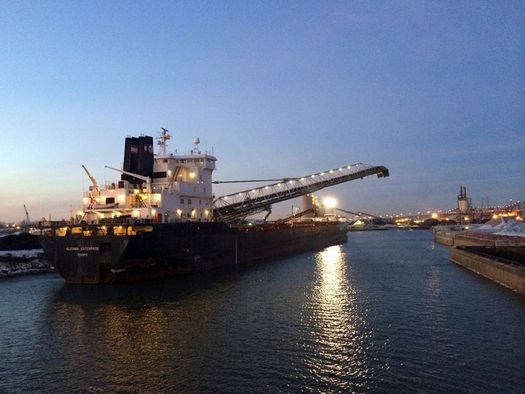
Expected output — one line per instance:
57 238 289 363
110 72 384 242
0 233 41 251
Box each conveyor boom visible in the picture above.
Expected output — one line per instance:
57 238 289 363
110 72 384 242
213 163 389 222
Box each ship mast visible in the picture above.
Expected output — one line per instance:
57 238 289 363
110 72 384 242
157 127 171 155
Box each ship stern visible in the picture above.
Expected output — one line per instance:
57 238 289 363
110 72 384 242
40 235 128 284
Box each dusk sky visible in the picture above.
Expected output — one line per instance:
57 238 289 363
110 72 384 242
1 1 524 222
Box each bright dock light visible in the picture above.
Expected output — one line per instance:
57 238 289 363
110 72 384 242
323 197 337 209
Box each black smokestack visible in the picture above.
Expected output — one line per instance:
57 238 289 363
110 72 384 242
122 136 154 184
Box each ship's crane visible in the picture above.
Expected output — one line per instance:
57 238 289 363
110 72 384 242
82 165 101 209
104 165 152 193
82 165 100 195
213 163 389 222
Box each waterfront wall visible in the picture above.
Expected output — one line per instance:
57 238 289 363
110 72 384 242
433 232 455 246
450 248 525 295
454 233 525 248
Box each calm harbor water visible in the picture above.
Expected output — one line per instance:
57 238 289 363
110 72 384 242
1 230 524 392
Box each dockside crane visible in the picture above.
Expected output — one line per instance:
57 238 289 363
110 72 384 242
23 205 31 225
213 163 389 222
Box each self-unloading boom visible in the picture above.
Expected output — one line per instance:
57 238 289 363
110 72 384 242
213 163 389 222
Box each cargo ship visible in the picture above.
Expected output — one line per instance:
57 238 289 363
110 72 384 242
39 129 388 283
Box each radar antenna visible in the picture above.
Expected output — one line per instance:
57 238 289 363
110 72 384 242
157 128 171 155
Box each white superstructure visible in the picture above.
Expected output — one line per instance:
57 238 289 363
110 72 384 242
82 130 216 223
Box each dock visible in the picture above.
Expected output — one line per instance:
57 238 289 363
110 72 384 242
433 226 525 295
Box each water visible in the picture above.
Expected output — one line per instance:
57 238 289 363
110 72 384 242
1 231 524 392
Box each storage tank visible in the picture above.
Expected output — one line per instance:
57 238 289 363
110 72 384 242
458 186 469 214
301 194 316 217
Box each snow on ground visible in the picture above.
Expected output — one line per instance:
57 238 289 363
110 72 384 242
0 231 22 238
0 249 51 278
0 260 52 277
468 218 525 238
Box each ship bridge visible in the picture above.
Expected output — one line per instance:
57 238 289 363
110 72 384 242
212 163 389 222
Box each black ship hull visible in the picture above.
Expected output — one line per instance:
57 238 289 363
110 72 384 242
39 221 347 284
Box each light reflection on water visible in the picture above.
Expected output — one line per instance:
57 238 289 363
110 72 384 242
300 245 371 390
1 231 524 392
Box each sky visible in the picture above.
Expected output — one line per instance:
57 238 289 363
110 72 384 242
1 0 524 222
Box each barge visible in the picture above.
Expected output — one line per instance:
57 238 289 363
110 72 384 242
433 224 525 294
